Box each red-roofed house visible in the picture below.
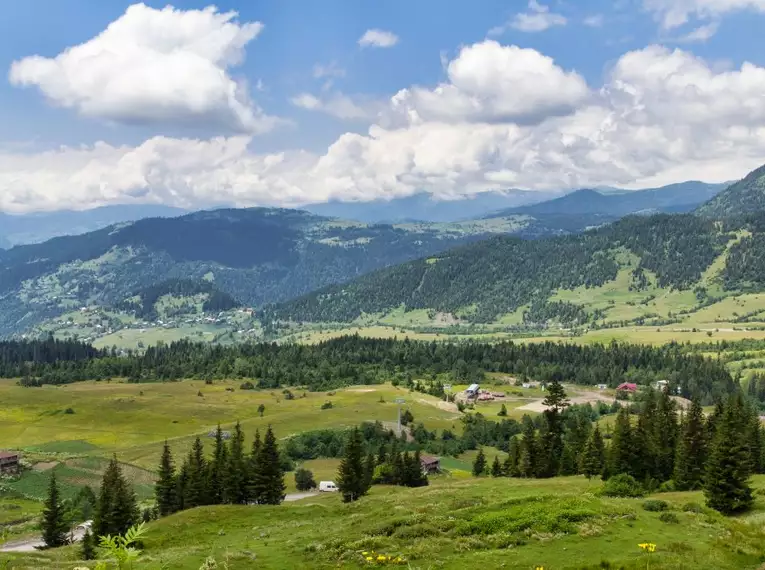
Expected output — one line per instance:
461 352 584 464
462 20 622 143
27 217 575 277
616 382 638 393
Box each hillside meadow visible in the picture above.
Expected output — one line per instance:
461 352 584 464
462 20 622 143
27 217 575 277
5 475 765 569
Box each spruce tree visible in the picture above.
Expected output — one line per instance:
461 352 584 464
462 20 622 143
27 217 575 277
41 472 68 548
491 456 503 477
539 380 570 477
377 444 387 465
174 461 189 512
472 448 487 476
223 422 247 504
705 393 754 515
80 529 96 560
633 389 658 481
185 437 208 508
505 437 520 477
747 405 764 474
364 452 376 491
400 452 413 486
251 426 286 505
674 398 707 491
655 390 678 482
410 450 429 487
518 416 537 478
336 428 367 502
580 425 605 479
246 429 262 503
605 407 634 479
94 457 138 537
207 425 228 504
155 440 176 517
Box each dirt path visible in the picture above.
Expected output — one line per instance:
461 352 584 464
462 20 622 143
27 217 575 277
1 528 86 553
516 390 614 413
418 397 459 413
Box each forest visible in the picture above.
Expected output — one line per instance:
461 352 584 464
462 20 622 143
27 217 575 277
0 336 735 403
116 278 240 319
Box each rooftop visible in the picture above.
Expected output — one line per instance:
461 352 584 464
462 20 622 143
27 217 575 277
0 451 19 460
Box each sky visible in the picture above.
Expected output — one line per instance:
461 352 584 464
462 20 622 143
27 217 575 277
2 0 765 213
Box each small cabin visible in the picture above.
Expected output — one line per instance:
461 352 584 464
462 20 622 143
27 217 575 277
466 384 480 398
654 380 669 392
597 384 608 390
616 382 638 393
0 451 20 474
420 454 441 474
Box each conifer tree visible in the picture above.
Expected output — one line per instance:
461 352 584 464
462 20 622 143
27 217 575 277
246 429 262 502
174 461 189 512
655 389 678 481
633 389 658 481
223 421 247 504
558 442 578 476
580 425 605 479
251 426 286 505
185 436 208 508
41 472 68 548
505 437 520 477
80 529 96 560
518 416 537 478
377 444 387 465
364 452 376 491
207 425 228 504
337 428 367 502
155 440 176 517
539 380 570 477
491 455 503 477
400 451 414 486
674 398 707 491
704 393 753 515
95 457 138 537
605 407 634 479
747 405 764 474
410 450 429 487
472 447 487 476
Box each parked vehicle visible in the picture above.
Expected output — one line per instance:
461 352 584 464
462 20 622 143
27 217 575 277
319 481 338 492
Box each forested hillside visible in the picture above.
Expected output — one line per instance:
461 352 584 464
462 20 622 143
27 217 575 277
697 164 765 218
269 214 733 323
0 208 527 336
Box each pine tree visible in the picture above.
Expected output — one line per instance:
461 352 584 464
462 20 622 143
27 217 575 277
174 461 189 512
41 472 68 548
80 529 96 560
377 444 387 465
94 457 138 537
633 389 658 481
505 437 520 477
580 425 605 479
655 390 678 482
409 450 429 487
498 404 508 417
246 429 262 503
472 447 487 476
518 416 537 478
185 437 208 508
490 455 503 477
747 405 764 474
337 428 367 502
364 452 376 491
605 407 634 479
223 421 247 504
558 442 578 476
155 441 176 517
539 380 570 477
207 425 228 504
400 452 413 486
704 393 754 515
674 398 707 491
251 426 286 505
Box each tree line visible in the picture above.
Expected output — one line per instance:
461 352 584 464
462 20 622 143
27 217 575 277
3 335 735 404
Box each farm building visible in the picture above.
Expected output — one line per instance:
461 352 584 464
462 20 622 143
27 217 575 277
0 451 20 474
466 384 480 398
654 380 669 392
420 454 441 474
616 382 637 393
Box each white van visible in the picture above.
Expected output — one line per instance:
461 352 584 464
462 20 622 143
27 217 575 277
319 481 338 492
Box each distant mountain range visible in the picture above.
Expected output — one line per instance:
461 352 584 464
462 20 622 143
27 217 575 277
0 205 187 249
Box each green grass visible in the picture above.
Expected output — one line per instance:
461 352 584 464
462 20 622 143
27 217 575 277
7 476 765 569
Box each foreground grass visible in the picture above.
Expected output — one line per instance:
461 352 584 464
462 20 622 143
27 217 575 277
6 476 765 569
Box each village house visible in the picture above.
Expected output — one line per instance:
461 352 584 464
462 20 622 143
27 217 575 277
465 384 480 398
0 451 20 474
420 454 441 474
616 382 638 393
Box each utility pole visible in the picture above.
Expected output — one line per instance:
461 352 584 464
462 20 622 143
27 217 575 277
394 397 406 436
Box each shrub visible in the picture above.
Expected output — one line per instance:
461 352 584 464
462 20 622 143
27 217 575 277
239 381 255 390
642 500 669 512
659 512 680 524
294 468 317 491
601 474 644 498
321 401 333 410
682 502 703 513
657 480 676 493
64 408 75 415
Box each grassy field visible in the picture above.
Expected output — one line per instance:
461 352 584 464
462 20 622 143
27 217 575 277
6 475 765 569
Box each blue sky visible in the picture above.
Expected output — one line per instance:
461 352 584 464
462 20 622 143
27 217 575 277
2 0 765 212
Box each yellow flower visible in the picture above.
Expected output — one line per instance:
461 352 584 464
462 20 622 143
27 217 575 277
362 551 369 555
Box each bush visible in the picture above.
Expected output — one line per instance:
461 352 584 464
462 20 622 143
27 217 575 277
657 480 676 493
64 407 75 414
372 464 396 485
642 499 669 512
240 381 255 390
659 512 680 524
682 502 703 513
321 401 333 410
601 474 644 498
294 468 317 491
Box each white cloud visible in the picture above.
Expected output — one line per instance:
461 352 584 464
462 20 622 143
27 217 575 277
674 21 720 42
313 61 346 79
291 92 383 121
380 41 589 126
644 0 765 29
583 14 605 27
358 29 399 48
8 3 280 134
510 0 568 32
4 41 765 213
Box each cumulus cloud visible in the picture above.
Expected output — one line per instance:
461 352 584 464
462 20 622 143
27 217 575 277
290 92 383 121
358 29 399 48
380 41 589 127
674 21 720 42
644 0 765 29
8 3 280 133
4 41 765 213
